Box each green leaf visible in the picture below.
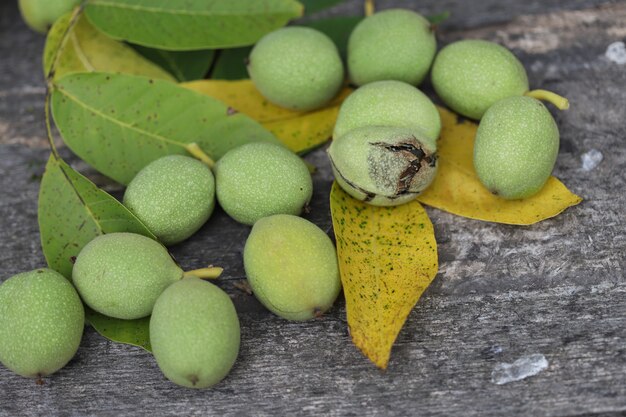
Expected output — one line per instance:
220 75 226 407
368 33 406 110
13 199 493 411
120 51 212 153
84 0 304 51
301 0 343 15
86 308 152 351
210 16 362 79
51 72 279 184
38 154 156 350
38 154 156 279
132 45 215 82
426 11 451 26
43 10 175 82
211 47 252 80
305 16 361 59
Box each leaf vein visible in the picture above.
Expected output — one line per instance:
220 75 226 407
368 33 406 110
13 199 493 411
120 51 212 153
55 87 187 150
70 31 95 71
57 159 104 236
88 1 295 17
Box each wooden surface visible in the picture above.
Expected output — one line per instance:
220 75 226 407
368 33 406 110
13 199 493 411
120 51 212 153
1 1 626 416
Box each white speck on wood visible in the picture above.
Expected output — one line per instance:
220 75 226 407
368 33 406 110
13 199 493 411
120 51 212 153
581 149 604 171
491 354 549 385
605 41 626 65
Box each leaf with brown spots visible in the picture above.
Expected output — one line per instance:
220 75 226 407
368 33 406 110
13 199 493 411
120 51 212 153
51 72 279 184
183 79 352 154
417 107 582 224
330 183 438 369
38 154 155 278
38 154 155 350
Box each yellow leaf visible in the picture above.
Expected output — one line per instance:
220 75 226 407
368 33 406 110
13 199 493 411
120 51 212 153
44 11 175 82
417 107 582 224
182 79 352 153
330 183 438 369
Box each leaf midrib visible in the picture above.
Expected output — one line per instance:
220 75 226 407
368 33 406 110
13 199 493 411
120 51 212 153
88 0 299 18
70 31 96 72
55 86 187 149
58 158 105 236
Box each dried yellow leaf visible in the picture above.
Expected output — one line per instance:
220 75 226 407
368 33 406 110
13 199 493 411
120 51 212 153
182 80 352 153
417 107 582 224
183 79 296 122
330 183 438 369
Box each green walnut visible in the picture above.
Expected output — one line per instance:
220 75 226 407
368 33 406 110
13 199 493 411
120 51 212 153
124 155 215 246
215 143 313 225
19 0 80 33
150 277 240 389
328 125 437 206
348 9 436 86
431 39 569 120
72 233 184 320
0 268 84 379
247 26 344 111
333 80 441 149
474 96 559 199
244 214 341 321
431 40 528 120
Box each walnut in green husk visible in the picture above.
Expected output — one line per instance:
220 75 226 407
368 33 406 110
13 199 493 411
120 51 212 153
328 125 437 206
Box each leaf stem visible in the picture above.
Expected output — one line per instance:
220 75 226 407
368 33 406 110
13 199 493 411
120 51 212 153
44 92 60 158
185 143 216 169
44 3 86 159
183 266 223 280
47 4 84 82
524 89 570 110
365 0 375 16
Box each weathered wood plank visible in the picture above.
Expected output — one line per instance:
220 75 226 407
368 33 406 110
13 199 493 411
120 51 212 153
0 0 625 416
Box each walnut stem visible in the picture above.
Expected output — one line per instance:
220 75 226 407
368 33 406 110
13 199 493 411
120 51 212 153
183 267 223 280
525 89 570 110
365 0 375 16
185 143 216 169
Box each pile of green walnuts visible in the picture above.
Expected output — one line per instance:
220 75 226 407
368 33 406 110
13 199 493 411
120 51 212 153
248 10 564 204
1 7 567 389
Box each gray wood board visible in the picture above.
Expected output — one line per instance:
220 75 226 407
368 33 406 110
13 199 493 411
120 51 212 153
1 0 625 416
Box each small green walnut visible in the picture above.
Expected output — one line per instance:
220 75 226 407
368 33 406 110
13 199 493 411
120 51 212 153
72 233 184 320
328 125 437 206
0 268 84 379
247 26 344 111
215 143 313 225
333 80 441 148
431 39 529 120
244 214 340 321
474 96 559 199
19 0 80 33
431 40 570 120
124 155 215 246
150 277 240 389
348 9 436 86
